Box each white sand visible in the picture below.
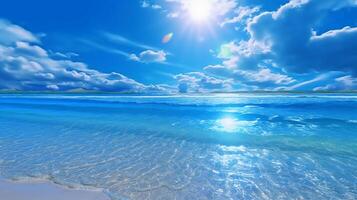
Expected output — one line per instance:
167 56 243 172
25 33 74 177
0 179 110 200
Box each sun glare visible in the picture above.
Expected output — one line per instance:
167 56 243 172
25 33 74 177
216 117 238 132
186 0 212 22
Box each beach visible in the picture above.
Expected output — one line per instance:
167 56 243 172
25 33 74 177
0 179 110 200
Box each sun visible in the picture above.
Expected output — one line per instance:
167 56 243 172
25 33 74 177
186 0 212 23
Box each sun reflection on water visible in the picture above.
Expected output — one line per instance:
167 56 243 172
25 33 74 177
213 116 258 133
215 117 239 133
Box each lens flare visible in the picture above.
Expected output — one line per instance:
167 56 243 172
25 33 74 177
162 32 174 43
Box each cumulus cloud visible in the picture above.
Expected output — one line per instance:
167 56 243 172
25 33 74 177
130 50 167 63
205 65 295 88
0 42 144 91
0 19 39 45
238 68 295 85
0 20 166 93
231 0 357 76
220 6 260 27
174 72 232 93
195 0 357 91
216 40 270 69
15 41 48 57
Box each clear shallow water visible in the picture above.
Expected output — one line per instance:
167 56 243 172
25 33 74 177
0 93 356 200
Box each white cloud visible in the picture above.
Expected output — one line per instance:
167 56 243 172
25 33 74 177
141 1 162 9
0 19 167 93
130 50 167 63
216 40 270 68
142 1 150 8
167 12 179 18
174 72 232 93
336 75 357 87
204 65 295 88
0 42 146 91
238 68 295 85
46 84 59 90
0 19 39 45
201 0 357 92
152 4 162 9
220 6 260 27
15 41 48 57
51 51 79 59
314 75 357 91
236 0 357 75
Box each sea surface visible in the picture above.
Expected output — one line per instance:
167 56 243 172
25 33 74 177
0 93 356 200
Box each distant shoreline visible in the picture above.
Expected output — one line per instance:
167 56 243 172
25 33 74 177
0 90 356 95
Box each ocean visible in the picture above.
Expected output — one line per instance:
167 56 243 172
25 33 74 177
0 93 356 199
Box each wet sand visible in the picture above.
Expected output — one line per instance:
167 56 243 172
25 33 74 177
0 179 110 200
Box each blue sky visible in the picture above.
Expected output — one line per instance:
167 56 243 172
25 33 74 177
0 0 356 93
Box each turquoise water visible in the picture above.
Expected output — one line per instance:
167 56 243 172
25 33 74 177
0 94 356 199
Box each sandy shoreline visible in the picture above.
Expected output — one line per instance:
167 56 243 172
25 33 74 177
0 178 110 200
